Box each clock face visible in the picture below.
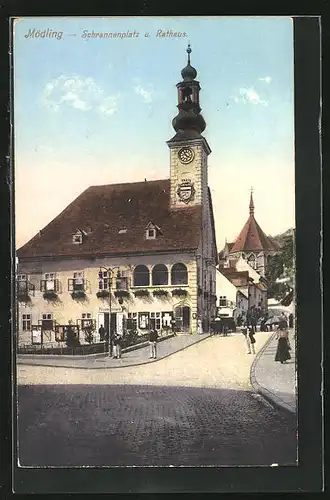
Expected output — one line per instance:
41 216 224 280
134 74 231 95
178 147 194 164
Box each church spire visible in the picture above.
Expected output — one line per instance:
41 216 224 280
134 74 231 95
249 187 255 216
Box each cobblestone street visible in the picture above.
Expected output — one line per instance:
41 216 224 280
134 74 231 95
17 333 297 467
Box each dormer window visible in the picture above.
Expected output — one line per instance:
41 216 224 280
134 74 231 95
72 229 87 244
145 222 161 240
73 233 83 244
147 228 156 239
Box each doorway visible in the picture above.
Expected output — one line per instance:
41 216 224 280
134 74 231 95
98 313 117 339
174 306 190 333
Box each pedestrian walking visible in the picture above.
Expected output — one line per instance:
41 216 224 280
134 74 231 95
289 313 294 328
171 318 177 335
149 329 158 359
242 325 255 354
197 317 203 335
248 326 256 354
113 334 122 359
113 333 122 359
275 320 291 364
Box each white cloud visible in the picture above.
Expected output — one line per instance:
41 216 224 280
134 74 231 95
259 76 272 84
41 75 119 115
98 95 118 115
134 84 153 104
231 87 268 106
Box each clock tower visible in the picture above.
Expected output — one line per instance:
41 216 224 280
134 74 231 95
167 44 211 209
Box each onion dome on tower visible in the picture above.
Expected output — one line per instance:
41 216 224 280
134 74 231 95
169 44 207 141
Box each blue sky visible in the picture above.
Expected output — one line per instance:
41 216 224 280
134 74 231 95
13 16 295 248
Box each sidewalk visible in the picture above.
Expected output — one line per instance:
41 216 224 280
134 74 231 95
17 333 211 370
250 329 296 414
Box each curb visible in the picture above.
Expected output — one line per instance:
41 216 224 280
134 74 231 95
250 332 296 415
17 333 212 370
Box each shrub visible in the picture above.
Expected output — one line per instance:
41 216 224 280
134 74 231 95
84 327 94 344
65 326 81 347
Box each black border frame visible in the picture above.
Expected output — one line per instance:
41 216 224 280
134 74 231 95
0 2 324 495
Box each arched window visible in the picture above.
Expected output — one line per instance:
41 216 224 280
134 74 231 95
152 264 168 286
171 263 188 285
133 265 150 287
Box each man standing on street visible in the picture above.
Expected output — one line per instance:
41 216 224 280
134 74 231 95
113 334 122 359
171 317 177 335
149 329 158 359
98 324 105 341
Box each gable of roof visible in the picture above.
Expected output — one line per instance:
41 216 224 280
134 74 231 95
17 179 203 260
230 215 279 253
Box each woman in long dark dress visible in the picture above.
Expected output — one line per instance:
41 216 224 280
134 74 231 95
275 320 291 363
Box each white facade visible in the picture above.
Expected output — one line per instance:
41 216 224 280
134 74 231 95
18 251 209 346
216 269 237 309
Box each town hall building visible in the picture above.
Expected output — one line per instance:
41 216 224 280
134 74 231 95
16 45 218 347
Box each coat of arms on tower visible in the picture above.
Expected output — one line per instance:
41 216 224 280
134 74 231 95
177 180 195 204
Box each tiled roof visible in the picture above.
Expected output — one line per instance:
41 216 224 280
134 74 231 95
17 179 203 260
230 215 279 253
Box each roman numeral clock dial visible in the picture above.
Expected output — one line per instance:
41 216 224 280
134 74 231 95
178 147 194 164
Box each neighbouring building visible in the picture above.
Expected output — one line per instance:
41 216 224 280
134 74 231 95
215 268 237 318
218 266 268 325
16 45 218 347
218 191 280 276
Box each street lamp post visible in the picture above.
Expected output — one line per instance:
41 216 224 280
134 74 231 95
99 265 120 357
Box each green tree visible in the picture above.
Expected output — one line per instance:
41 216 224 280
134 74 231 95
66 325 80 347
84 326 94 344
266 230 294 299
